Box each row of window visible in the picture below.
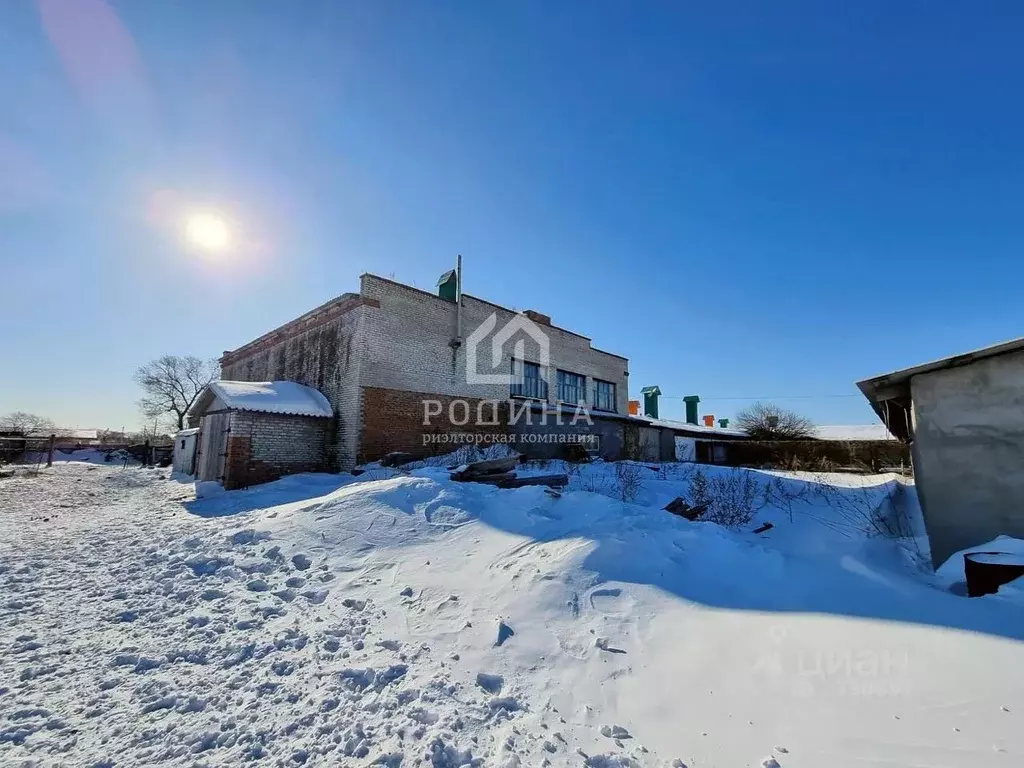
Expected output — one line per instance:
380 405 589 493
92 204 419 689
510 360 618 412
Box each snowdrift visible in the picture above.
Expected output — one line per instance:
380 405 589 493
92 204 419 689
4 461 1023 767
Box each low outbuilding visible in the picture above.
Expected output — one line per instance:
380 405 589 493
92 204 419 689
186 380 334 490
172 428 200 475
858 337 1024 566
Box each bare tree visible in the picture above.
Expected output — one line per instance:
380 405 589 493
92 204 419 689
134 355 218 431
735 401 815 440
0 411 56 436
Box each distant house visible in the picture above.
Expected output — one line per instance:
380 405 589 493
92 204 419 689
629 411 750 463
54 429 99 447
858 337 1024 566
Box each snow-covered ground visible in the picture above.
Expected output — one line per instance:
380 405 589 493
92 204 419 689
2 459 1023 767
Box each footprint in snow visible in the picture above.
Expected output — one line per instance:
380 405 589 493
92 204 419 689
494 621 515 647
600 724 631 740
762 758 781 768
301 589 329 605
476 673 504 694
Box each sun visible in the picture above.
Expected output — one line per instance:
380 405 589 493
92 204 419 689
185 212 232 253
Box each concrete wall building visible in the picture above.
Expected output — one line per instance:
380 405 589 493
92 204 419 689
858 337 1024 566
216 273 630 472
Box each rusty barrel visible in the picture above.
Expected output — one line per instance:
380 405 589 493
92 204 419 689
964 551 1024 597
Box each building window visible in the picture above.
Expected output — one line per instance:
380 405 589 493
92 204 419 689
557 370 586 404
510 359 547 400
593 379 616 412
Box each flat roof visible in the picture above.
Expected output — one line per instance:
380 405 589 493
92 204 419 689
857 336 1024 442
858 335 1024 403
360 273 629 361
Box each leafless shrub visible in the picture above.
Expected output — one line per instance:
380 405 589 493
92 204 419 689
809 475 918 542
764 475 814 523
613 462 646 503
684 467 767 528
358 469 397 482
622 424 642 461
764 470 924 560
566 462 612 496
481 443 519 460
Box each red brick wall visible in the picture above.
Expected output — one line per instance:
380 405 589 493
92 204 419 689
223 434 251 490
359 386 510 463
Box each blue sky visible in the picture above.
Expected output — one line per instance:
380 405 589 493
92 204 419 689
2 0 1022 430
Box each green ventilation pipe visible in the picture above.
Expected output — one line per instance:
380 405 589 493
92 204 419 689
640 386 662 419
683 395 700 425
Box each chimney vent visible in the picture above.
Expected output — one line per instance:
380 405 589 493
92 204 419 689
523 309 551 326
640 386 662 419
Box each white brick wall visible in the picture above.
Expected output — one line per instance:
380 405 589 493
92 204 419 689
230 411 328 466
220 275 630 470
358 275 629 413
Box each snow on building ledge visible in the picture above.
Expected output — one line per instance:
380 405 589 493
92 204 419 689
189 381 334 419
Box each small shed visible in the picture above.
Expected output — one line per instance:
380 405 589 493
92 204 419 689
187 380 334 490
172 428 200 475
858 336 1024 566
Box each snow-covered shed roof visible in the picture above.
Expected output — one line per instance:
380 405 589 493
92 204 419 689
189 381 333 419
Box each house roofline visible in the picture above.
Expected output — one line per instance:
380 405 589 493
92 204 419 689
359 273 629 361
221 272 630 368
220 294 378 365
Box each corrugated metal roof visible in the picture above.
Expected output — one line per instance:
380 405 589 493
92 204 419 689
194 381 333 418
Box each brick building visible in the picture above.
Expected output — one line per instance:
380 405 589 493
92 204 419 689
188 380 333 489
210 273 630 477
